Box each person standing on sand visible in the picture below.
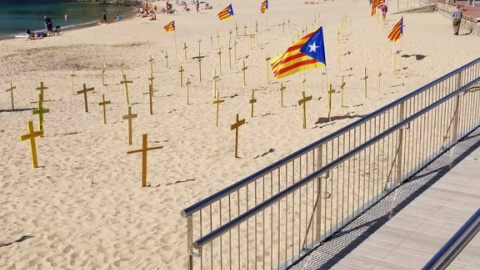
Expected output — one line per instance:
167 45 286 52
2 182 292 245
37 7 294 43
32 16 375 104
196 0 200 13
452 5 462 35
103 11 107 23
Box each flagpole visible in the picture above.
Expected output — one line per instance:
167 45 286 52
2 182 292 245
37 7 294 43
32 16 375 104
174 29 178 57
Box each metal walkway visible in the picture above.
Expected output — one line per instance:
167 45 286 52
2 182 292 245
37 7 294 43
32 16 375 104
291 128 480 270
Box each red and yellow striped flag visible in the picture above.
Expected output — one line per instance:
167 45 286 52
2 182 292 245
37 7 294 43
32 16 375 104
163 20 175 33
270 27 326 79
371 0 384 16
218 4 234 21
260 0 269 14
388 17 403 42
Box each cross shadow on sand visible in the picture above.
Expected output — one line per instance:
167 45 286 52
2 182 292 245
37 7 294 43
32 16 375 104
0 235 34 248
315 114 363 125
0 108 35 114
401 54 427 61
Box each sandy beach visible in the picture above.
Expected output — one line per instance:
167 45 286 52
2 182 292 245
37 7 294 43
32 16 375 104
1 0 479 269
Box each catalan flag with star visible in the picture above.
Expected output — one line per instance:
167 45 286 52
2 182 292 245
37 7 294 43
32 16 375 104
270 27 326 79
370 0 384 16
163 20 175 33
261 0 269 14
218 4 234 21
388 17 403 42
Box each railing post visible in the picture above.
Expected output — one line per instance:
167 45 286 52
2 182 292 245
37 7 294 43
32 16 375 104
452 71 463 143
395 102 406 186
187 215 194 270
315 145 322 241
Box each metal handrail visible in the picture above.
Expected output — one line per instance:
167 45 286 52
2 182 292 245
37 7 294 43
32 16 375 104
422 208 480 270
181 58 480 217
191 77 480 249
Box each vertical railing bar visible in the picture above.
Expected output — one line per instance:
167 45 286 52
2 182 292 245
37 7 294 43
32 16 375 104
277 169 281 269
229 194 232 270
237 189 240 270
220 199 223 270
254 180 257 270
210 205 213 270
200 208 204 270
262 176 265 270
299 156 302 255
187 215 194 270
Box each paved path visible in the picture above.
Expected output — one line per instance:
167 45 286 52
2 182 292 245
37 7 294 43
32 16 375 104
292 127 480 270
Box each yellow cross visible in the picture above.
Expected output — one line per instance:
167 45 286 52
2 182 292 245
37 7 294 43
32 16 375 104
213 91 225 127
280 83 286 107
20 120 44 168
121 74 133 105
127 134 163 187
217 30 220 48
165 51 169 69
98 94 111 124
198 57 203 82
298 91 312 129
378 70 382 93
6 83 16 110
212 68 220 98
77 84 95 112
249 89 257 117
183 42 188 60
265 56 271 84
244 23 247 36
328 84 336 122
123 106 137 145
32 94 49 132
229 30 232 44
218 48 222 74
340 76 346 107
228 43 232 69
179 65 185 87
120 60 126 77
230 114 246 158
186 78 191 105
362 67 368 98
234 41 238 61
197 38 202 57
143 84 158 115
255 20 258 33
36 82 48 102
235 23 238 36
149 55 154 76
101 64 106 86
242 60 248 86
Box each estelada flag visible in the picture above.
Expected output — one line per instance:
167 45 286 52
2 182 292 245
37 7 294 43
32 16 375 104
388 17 403 42
163 20 175 33
218 4 234 21
261 0 269 14
270 27 326 79
371 0 384 16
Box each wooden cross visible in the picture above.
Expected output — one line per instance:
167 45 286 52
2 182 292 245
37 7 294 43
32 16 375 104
20 120 44 168
228 43 232 69
183 42 188 61
71 68 76 94
77 84 95 112
198 57 203 82
244 23 247 36
149 55 154 76
328 84 335 122
36 82 48 102
148 73 155 93
165 51 169 69
249 89 257 117
143 84 158 115
229 30 232 44
121 74 133 105
255 20 258 33
265 56 271 84
98 94 111 124
280 83 286 107
250 34 254 50
362 67 368 98
340 76 346 107
216 30 220 48
101 63 106 86
212 68 220 98
197 38 202 57
218 48 222 74
234 41 238 61
298 91 312 129
179 65 185 87
32 94 49 132
127 134 163 187
186 78 191 105
123 106 137 145
378 70 382 93
120 60 126 77
242 60 248 86
6 83 16 110
230 114 246 158
235 23 238 37
213 91 225 127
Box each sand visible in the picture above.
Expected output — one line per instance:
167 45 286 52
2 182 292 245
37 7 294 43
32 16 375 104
1 0 479 269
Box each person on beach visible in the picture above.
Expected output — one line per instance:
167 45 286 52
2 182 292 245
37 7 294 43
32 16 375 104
452 5 462 35
103 11 107 23
44 16 53 35
196 0 200 13
64 14 68 21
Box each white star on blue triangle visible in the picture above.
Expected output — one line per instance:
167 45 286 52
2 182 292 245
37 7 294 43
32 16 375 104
299 27 327 66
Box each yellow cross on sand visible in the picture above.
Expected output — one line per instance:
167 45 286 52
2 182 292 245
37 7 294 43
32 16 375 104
280 83 286 107
123 106 137 145
186 78 191 105
198 57 203 82
148 73 155 93
235 23 238 37
218 48 222 74
216 30 220 48
98 94 111 124
340 76 346 107
77 84 95 112
242 60 248 86
20 120 44 168
228 43 232 69
36 81 48 102
120 60 126 77
234 41 238 61
71 68 76 94
213 91 225 127
265 56 271 84
244 23 247 36
230 114 246 158
378 70 382 93
298 91 313 129
127 134 163 187
197 38 201 57
179 65 185 87
149 55 154 76
6 83 16 110
212 68 220 98
362 67 368 98
101 63 106 86
255 20 258 33
32 94 49 132
164 51 169 69
121 74 133 105
249 89 257 117
183 42 188 61
229 30 232 44
143 84 158 115
328 84 336 122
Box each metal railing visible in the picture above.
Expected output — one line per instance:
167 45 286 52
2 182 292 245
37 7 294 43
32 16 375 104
181 58 480 270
